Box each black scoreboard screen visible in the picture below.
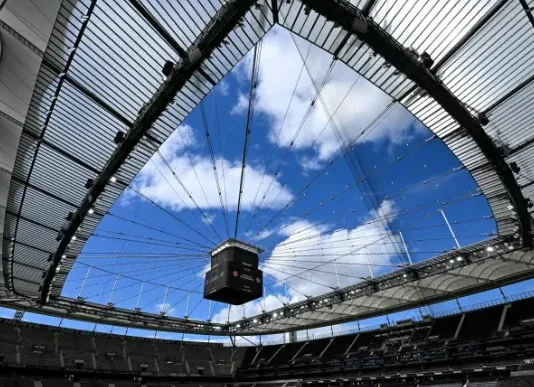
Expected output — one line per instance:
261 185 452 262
203 240 263 305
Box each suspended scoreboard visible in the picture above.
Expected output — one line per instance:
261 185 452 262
203 239 263 305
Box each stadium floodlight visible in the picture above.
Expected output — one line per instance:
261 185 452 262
109 176 117 183
161 60 174 77
509 162 521 174
486 246 495 252
88 208 94 215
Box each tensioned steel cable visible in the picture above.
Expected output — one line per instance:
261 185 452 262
266 233 494 257
68 261 189 283
261 192 486 252
89 233 204 251
106 213 210 250
126 184 218 246
241 42 313 232
150 150 224 242
259 213 493 291
78 262 207 301
293 36 408 270
255 162 467 249
200 101 231 238
140 281 204 314
93 228 206 250
245 100 399 242
241 57 339 236
213 99 231 236
68 261 203 292
252 134 440 246
262 270 311 300
235 41 263 238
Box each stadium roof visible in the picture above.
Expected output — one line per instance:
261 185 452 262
1 0 533 335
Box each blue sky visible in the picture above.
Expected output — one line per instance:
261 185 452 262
3 26 533 343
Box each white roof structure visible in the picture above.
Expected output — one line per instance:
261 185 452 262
0 0 533 335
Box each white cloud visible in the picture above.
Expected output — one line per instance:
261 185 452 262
261 200 401 301
233 27 425 169
231 92 249 115
297 155 323 173
217 79 230 96
134 125 293 212
159 124 196 158
155 302 175 316
201 213 216 225
211 200 402 324
211 294 289 323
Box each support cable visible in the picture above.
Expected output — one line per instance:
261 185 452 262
243 57 338 234
153 146 224 242
127 184 218 246
200 101 231 238
241 43 313 232
214 99 231 236
235 41 263 238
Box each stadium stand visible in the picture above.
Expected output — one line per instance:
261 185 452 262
2 296 534 385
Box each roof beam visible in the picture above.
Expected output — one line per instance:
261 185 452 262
0 19 133 129
0 110 24 127
510 137 534 156
128 0 216 86
432 0 511 71
42 60 133 128
39 0 258 305
3 238 52 255
271 0 279 24
518 0 534 30
128 0 186 57
484 73 534 114
398 0 511 103
5 210 60 233
11 175 78 208
300 0 532 249
361 0 378 16
21 128 100 175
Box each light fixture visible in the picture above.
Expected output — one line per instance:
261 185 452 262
456 256 463 262
61 254 66 259
449 259 454 264
72 235 77 241
162 60 174 76
88 208 94 215
109 176 117 183
403 273 408 278
253 319 258 323
486 246 495 252
273 312 278 318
